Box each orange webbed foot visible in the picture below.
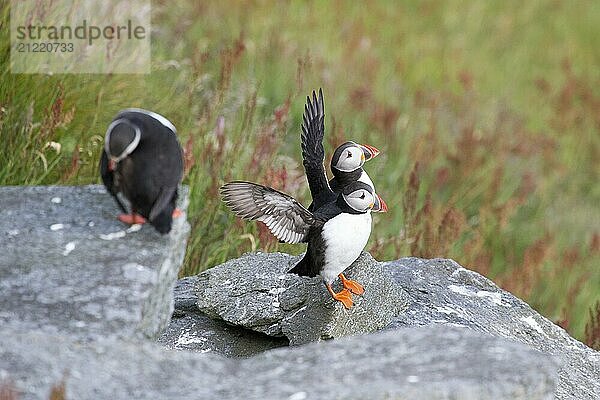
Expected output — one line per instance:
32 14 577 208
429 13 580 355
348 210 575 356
118 213 147 225
339 273 365 295
172 208 183 218
326 283 354 309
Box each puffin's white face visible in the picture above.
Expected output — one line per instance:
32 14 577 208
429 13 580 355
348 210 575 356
343 187 375 212
333 145 365 172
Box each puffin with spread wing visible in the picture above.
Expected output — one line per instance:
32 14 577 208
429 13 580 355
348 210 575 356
221 89 387 308
221 180 386 308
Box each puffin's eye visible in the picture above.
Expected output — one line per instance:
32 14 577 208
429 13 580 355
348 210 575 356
346 151 352 158
360 192 365 200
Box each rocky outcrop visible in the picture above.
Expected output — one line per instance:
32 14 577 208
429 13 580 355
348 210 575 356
1 185 598 399
1 325 558 400
157 276 288 357
159 254 600 399
195 251 408 345
0 185 190 341
384 257 600 400
158 309 288 357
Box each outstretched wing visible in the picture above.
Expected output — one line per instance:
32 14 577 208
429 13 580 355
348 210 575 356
220 181 316 244
301 89 335 210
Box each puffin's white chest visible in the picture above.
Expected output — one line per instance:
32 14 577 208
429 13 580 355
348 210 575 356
320 212 372 283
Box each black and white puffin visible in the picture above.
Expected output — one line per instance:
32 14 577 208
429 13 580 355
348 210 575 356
220 180 387 309
99 108 184 234
297 89 387 296
301 89 380 211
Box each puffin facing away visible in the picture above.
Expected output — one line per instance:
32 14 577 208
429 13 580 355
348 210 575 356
301 89 380 211
100 108 183 234
220 180 387 309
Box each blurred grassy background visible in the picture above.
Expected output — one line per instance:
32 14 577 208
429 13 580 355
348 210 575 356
1 1 598 345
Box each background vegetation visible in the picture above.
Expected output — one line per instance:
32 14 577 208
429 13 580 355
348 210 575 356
1 1 598 346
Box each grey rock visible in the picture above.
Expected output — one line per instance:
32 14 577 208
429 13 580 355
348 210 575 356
172 276 202 313
195 251 409 345
164 254 598 399
157 312 288 357
0 325 558 400
159 276 287 357
241 325 558 400
385 257 600 400
0 184 592 399
0 185 190 341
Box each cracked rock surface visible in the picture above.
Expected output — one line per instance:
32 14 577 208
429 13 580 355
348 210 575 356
0 185 190 341
195 251 409 345
385 258 600 400
1 185 597 399
1 324 558 400
162 255 599 399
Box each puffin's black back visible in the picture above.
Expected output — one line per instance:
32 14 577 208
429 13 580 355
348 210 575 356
100 110 183 234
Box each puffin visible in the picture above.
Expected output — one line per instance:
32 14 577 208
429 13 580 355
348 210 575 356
99 108 184 234
301 89 380 212
220 180 387 309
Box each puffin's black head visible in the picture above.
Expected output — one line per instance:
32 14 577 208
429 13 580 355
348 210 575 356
337 181 385 213
331 141 380 173
104 118 141 169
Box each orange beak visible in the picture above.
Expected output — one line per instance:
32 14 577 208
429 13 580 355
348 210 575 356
360 144 380 161
373 194 388 213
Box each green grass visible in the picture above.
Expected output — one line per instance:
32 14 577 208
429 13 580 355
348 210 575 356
1 0 599 344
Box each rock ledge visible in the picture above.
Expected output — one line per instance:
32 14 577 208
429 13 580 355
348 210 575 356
0 184 190 341
195 251 408 345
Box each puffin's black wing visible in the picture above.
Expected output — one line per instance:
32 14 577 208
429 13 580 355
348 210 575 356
301 89 335 211
220 181 316 244
149 186 178 222
99 149 128 213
